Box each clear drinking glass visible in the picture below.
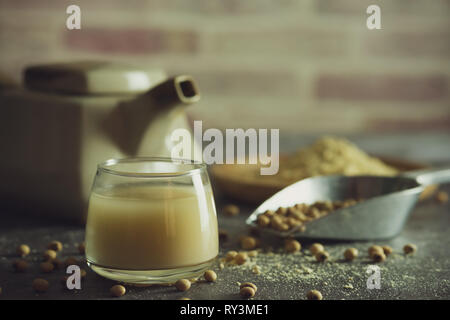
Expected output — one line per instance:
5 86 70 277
85 157 219 284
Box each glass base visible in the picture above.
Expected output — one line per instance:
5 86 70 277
87 258 216 284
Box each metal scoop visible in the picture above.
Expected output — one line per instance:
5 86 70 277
246 165 450 240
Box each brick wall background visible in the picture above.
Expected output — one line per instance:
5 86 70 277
0 0 449 134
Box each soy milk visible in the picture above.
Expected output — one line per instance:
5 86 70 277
85 184 218 270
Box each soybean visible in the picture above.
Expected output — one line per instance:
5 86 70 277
285 239 301 253
344 248 358 261
306 290 323 300
64 257 79 266
257 215 270 227
78 242 86 255
223 204 240 217
175 279 191 292
382 246 393 256
240 282 257 293
47 241 63 252
32 278 49 293
204 270 217 282
310 243 324 255
13 259 28 272
436 191 448 204
315 251 329 263
16 244 30 257
240 236 257 250
218 230 229 242
225 250 238 262
371 251 386 263
43 249 57 261
240 286 255 298
403 243 417 255
368 245 383 257
110 284 126 297
234 252 248 265
40 261 54 273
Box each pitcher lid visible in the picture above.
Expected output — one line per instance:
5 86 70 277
23 61 167 95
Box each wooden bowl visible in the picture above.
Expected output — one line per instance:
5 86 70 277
210 155 437 204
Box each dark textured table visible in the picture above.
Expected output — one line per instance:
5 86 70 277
1 133 449 300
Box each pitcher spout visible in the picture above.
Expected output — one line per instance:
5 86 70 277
148 75 200 106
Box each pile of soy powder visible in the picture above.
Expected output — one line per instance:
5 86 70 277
278 136 398 183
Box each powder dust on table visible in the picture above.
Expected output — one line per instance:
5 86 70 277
214 243 417 299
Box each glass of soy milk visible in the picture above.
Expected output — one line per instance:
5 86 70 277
85 157 219 284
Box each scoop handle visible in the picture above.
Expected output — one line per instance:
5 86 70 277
401 164 450 185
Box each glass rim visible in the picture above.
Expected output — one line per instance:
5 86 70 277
98 157 207 178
